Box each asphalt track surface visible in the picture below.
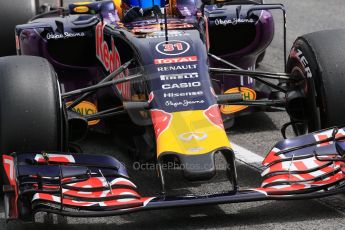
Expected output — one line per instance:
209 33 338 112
2 0 345 229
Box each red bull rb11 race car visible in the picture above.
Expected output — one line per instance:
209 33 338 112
2 0 345 226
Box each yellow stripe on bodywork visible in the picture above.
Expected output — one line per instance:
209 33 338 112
157 110 231 157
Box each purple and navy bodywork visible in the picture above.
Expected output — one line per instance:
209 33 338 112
15 0 275 129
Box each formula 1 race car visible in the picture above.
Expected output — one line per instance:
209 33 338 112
2 0 345 226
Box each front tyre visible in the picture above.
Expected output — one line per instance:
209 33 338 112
0 56 66 153
286 29 345 133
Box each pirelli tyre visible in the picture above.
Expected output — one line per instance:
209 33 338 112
286 29 345 134
0 56 66 217
0 56 66 153
0 0 38 56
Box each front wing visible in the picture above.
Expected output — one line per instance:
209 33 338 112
3 127 345 220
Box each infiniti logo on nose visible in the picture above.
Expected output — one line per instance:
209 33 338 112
179 132 208 141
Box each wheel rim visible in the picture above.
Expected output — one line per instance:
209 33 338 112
290 66 309 135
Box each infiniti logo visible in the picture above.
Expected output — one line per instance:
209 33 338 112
179 132 208 141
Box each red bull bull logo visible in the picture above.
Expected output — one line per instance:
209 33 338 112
204 105 225 130
151 109 173 138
